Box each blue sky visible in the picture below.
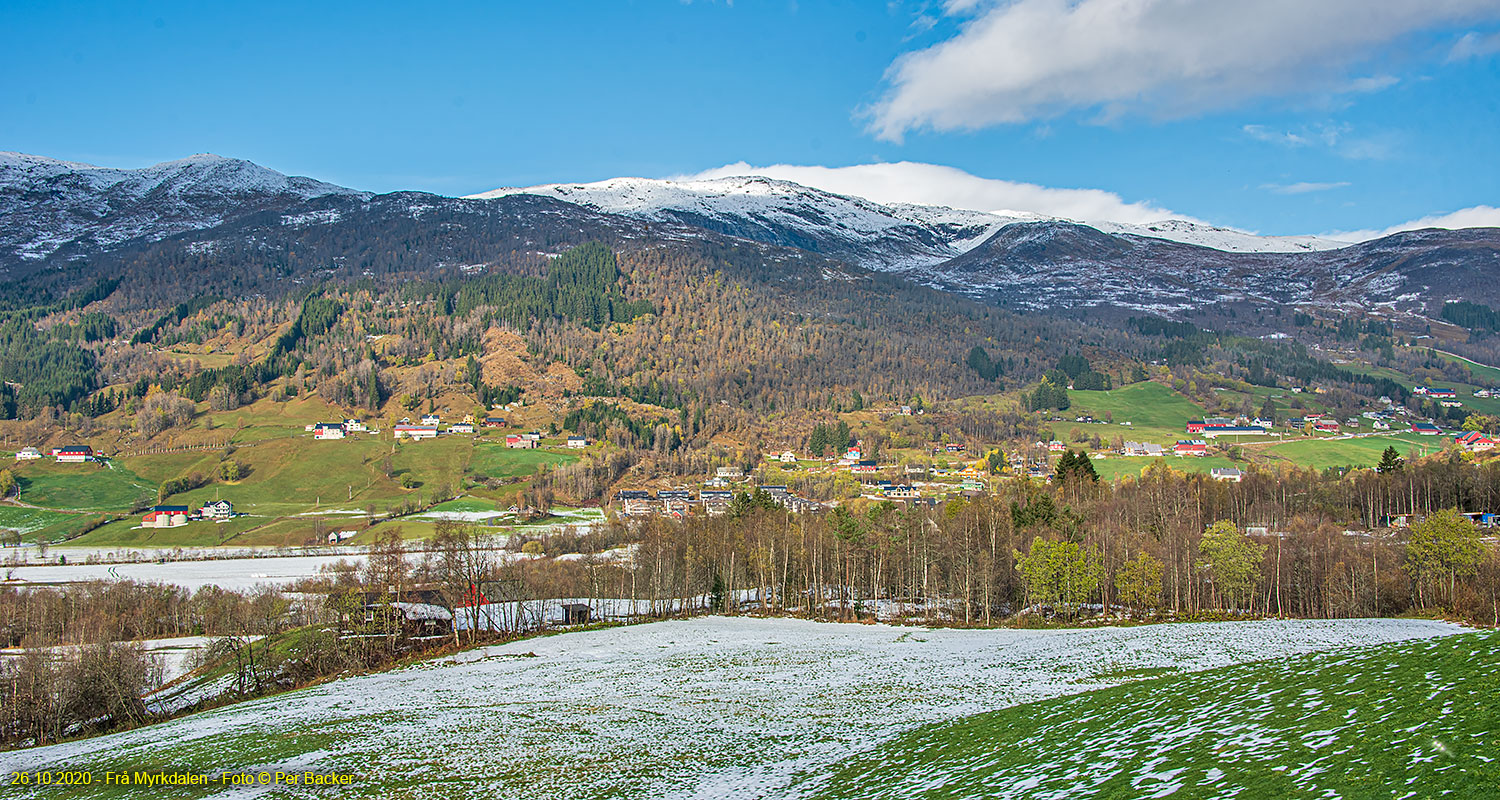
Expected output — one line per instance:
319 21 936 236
3 0 1499 237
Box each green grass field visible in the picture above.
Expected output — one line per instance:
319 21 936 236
1066 382 1208 446
0 505 107 543
806 629 1499 799
1089 454 1242 482
12 461 155 512
1260 432 1446 470
469 442 576 477
52 436 583 547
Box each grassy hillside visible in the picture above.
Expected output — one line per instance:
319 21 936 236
806 629 1499 800
1260 432 1446 470
11 461 155 512
1066 382 1208 445
0 505 106 543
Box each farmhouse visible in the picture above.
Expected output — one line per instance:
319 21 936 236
716 466 744 479
522 431 542 442
448 422 476 434
15 446 41 460
505 434 537 449
52 445 94 463
343 418 368 432
200 499 235 519
394 424 439 441
1210 467 1245 483
778 450 797 463
142 505 190 528
567 436 588 448
314 423 346 440
1174 440 1207 456
1440 400 1464 408
1456 431 1497 452
483 416 506 428
328 530 358 544
420 413 441 425
1412 422 1443 435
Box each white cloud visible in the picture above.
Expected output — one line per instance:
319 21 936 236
868 0 1500 140
676 160 1193 224
1449 30 1500 60
1241 122 1395 160
1262 181 1351 195
1326 205 1500 241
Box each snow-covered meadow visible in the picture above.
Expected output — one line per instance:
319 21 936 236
2 553 363 592
0 616 1466 799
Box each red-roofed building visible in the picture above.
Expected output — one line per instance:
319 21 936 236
1456 431 1496 452
1174 440 1207 456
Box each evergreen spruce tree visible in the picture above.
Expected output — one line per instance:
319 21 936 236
1377 445 1404 474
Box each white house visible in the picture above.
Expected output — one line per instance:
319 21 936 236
420 413 441 426
15 446 41 461
328 530 358 544
343 418 368 432
200 499 235 519
567 436 588 449
716 466 744 479
778 450 797 463
314 423 346 440
1211 467 1245 482
448 422 476 434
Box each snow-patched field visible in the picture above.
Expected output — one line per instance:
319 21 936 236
2 554 363 592
0 616 1465 799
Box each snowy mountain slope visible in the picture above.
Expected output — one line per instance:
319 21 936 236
0 152 365 267
470 175 1351 270
925 220 1500 313
473 175 1026 270
1094 218 1349 253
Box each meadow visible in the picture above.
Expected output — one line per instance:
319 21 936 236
0 617 1466 800
806 627 1497 799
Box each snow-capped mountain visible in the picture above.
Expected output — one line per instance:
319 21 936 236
472 175 1028 270
919 220 1500 314
0 152 364 267
470 175 1351 272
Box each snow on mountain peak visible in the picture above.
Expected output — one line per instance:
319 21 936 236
0 151 364 265
469 174 1352 267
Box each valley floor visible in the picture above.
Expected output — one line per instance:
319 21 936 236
0 616 1468 800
